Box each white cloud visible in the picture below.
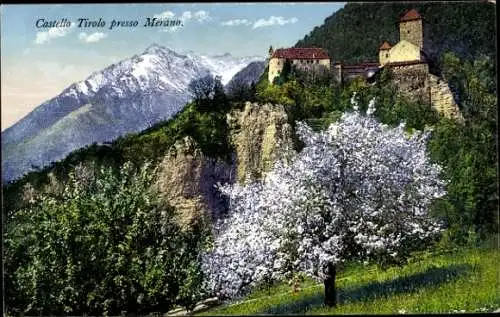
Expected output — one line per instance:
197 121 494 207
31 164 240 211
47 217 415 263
220 15 299 29
192 10 211 22
175 10 211 23
153 9 211 33
154 10 176 19
221 19 252 27
252 16 299 29
34 24 73 44
78 32 108 43
181 11 193 20
154 9 211 23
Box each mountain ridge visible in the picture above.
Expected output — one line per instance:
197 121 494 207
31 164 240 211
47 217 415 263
2 44 264 182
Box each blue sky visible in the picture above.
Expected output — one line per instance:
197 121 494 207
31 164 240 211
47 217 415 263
1 3 345 130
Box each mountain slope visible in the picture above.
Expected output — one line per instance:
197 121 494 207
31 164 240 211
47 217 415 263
2 45 263 182
226 61 267 92
295 2 496 65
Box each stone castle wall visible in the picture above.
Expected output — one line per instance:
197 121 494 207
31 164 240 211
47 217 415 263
268 57 285 84
390 63 431 104
269 57 331 84
292 58 330 69
379 49 390 65
399 19 423 49
386 40 422 65
389 64 463 121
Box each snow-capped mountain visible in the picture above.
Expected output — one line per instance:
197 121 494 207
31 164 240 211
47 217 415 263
2 44 264 182
196 53 264 85
226 60 267 91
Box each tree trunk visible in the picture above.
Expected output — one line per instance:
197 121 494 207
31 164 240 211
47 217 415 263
323 262 337 307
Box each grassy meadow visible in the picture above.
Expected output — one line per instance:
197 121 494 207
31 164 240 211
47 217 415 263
198 239 499 315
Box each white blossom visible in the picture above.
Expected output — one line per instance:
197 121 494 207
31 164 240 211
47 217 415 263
202 99 446 299
366 98 376 116
351 92 359 111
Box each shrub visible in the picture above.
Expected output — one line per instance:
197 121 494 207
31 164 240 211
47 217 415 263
4 162 207 315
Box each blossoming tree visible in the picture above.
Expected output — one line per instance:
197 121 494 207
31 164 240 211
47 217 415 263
202 96 446 307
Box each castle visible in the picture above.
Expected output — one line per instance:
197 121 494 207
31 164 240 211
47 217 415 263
268 47 331 84
268 9 462 121
379 9 426 66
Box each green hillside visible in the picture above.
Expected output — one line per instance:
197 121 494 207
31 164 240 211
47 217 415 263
2 98 234 214
3 3 498 315
198 241 499 315
295 2 496 65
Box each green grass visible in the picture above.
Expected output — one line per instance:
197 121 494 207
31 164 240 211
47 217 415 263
198 244 499 315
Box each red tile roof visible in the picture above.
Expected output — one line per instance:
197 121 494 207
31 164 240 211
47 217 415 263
271 48 330 60
379 41 392 50
400 9 422 22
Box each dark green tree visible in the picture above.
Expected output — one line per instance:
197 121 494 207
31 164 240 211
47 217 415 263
4 162 208 316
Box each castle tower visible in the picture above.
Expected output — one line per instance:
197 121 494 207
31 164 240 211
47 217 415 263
399 9 423 49
379 41 392 65
268 45 274 58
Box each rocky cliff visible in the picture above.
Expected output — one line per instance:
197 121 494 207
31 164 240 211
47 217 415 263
228 102 295 184
389 65 463 121
155 102 295 228
428 74 464 122
155 136 234 229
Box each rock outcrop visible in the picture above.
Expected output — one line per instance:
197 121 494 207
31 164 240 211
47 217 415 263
428 74 464 121
227 102 295 184
155 102 296 228
155 136 234 229
389 65 463 121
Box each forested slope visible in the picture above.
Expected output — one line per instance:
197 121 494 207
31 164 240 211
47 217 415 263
295 2 496 65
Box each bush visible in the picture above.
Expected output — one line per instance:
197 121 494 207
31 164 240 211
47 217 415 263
4 162 207 315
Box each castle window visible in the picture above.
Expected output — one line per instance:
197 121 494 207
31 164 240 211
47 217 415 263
407 30 410 34
386 53 389 58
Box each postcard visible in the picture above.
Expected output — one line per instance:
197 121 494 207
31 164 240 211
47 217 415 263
1 2 498 316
